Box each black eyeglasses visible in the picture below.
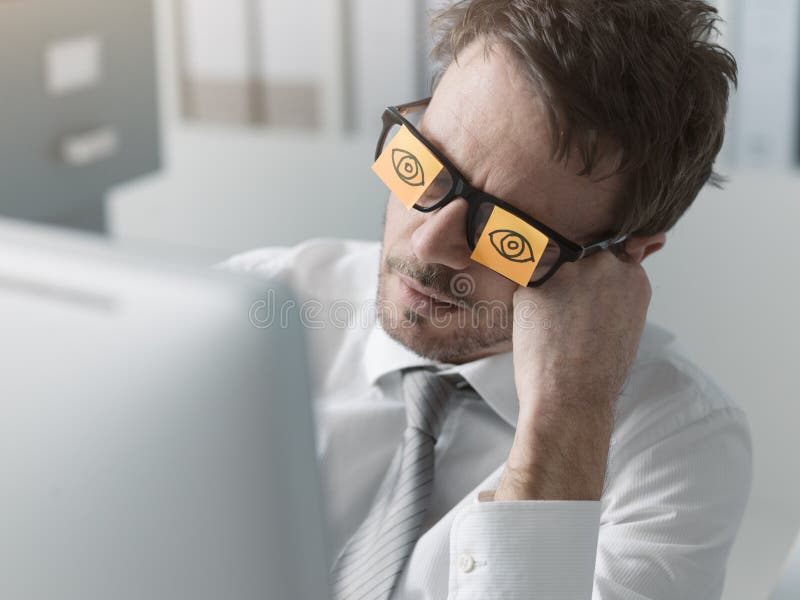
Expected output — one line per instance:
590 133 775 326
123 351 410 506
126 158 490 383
375 97 628 287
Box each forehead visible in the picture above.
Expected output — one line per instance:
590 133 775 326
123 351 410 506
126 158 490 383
419 41 621 240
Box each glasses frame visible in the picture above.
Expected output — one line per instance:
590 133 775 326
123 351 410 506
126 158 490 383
376 98 629 287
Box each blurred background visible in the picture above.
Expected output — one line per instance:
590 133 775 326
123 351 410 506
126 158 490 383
0 1 798 598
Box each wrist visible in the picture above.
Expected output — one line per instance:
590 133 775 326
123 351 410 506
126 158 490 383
495 399 614 502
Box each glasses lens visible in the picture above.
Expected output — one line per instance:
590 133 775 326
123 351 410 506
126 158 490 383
377 118 454 209
471 201 563 285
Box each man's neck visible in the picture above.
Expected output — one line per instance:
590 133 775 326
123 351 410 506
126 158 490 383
446 340 513 365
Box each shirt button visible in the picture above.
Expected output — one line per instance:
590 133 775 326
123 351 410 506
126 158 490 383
457 552 476 573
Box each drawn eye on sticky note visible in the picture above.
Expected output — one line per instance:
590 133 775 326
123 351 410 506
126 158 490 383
372 125 444 209
470 206 552 286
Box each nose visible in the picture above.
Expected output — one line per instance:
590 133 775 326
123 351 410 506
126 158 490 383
410 198 471 270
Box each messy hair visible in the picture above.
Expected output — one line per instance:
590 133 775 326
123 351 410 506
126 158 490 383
430 0 738 236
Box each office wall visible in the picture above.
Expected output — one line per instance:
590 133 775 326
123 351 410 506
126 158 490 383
726 0 800 168
109 2 800 598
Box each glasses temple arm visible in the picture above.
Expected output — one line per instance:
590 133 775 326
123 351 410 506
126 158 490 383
577 234 629 260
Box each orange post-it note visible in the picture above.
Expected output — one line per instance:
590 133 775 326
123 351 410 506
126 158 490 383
470 206 552 286
372 125 444 209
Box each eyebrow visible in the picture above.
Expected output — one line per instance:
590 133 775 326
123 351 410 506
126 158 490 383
417 116 494 195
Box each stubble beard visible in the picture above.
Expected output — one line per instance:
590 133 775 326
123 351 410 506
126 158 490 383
375 255 513 363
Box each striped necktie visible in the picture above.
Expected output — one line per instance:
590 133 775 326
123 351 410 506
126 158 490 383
330 368 458 600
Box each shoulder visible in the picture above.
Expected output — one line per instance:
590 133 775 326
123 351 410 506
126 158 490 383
598 323 752 596
611 321 751 464
216 238 382 304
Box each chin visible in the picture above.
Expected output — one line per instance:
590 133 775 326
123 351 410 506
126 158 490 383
376 276 512 364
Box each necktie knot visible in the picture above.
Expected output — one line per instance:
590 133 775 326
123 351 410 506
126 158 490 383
401 369 457 441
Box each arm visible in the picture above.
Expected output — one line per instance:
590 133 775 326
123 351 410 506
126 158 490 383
447 248 751 599
447 400 751 599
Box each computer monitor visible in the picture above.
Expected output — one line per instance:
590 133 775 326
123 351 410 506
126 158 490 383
0 218 330 600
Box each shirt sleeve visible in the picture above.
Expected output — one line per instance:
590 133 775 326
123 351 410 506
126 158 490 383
446 406 751 600
449 500 601 599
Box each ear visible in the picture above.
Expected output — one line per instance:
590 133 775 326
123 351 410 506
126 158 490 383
624 232 666 264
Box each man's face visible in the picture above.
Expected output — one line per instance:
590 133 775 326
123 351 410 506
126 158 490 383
376 41 623 364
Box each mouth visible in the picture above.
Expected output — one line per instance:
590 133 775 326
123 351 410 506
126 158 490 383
395 273 466 317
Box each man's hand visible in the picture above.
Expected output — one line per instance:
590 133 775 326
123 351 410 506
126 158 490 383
494 249 652 502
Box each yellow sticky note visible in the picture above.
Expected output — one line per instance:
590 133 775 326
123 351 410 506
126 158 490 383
372 125 444 209
470 206 551 286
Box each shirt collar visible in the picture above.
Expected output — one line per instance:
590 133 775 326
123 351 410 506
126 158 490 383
363 323 519 428
362 320 675 431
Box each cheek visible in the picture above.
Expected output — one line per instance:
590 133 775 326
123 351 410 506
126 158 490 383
474 270 518 305
382 196 418 249
460 254 520 305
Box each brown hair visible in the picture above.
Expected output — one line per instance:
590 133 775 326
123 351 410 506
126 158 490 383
430 0 738 236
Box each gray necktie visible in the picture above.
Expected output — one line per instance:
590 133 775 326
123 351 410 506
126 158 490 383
329 368 457 600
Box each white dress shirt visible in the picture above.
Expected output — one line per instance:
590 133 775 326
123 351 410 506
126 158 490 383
219 238 752 600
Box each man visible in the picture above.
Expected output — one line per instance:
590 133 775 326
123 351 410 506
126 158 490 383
223 1 751 598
